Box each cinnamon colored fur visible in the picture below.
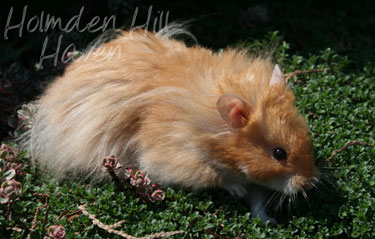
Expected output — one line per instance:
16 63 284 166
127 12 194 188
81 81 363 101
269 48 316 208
22 26 318 222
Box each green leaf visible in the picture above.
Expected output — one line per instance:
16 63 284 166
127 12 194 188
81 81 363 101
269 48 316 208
4 169 16 181
0 197 9 204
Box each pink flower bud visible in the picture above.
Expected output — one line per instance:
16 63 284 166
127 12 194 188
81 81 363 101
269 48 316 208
124 167 133 179
0 144 15 160
10 163 25 176
47 225 66 239
143 176 151 186
123 167 165 203
151 184 161 191
0 180 22 204
150 189 165 202
102 155 122 172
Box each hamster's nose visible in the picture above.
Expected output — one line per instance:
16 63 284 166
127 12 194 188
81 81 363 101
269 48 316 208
292 175 314 191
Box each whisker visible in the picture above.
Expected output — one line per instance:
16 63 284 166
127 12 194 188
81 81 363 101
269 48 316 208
309 180 319 191
319 176 337 188
318 166 341 170
271 191 282 211
266 190 279 207
318 170 338 175
318 169 340 173
301 189 308 201
277 193 287 211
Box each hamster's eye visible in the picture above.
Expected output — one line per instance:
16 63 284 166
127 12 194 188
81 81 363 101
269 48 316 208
273 148 287 161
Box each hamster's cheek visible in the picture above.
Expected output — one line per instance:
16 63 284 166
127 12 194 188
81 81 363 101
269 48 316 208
242 158 292 184
261 176 294 194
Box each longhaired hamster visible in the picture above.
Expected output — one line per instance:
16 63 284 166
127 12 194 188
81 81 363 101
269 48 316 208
22 26 319 223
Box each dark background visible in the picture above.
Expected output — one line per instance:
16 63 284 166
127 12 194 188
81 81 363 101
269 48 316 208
0 0 374 141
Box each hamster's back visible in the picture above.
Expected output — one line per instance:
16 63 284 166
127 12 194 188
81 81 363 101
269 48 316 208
27 29 275 183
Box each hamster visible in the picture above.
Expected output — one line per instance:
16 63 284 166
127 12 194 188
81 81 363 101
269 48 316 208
23 26 318 223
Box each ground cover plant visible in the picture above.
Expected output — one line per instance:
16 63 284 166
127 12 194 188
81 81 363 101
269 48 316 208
0 1 374 238
1 33 374 239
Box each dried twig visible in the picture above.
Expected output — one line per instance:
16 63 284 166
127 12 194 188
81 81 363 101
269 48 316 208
66 210 82 223
56 209 82 223
30 204 41 231
42 197 50 232
26 204 43 239
56 210 70 221
284 68 329 82
326 140 375 162
35 193 50 233
109 220 127 229
27 193 50 239
78 204 185 239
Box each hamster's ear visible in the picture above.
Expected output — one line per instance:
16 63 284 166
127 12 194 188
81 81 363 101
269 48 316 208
217 94 252 130
269 64 285 86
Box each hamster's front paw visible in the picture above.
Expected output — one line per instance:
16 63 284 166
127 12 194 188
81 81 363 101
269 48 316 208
223 184 278 225
247 185 279 225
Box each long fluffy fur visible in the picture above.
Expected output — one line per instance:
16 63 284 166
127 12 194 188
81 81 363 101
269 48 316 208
21 25 316 193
